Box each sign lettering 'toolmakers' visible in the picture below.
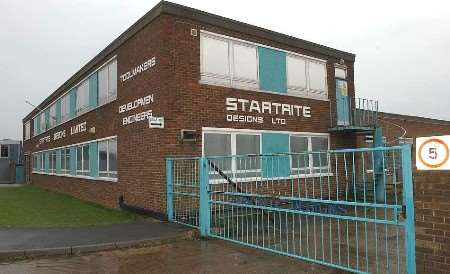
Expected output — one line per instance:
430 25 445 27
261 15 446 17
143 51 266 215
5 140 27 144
416 135 450 170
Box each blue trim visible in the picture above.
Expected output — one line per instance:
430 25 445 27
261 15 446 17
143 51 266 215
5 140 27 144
89 72 98 109
89 142 98 177
199 157 210 237
56 149 61 174
402 144 416 274
166 159 174 222
258 47 287 93
69 146 77 176
69 88 77 119
374 127 386 203
261 133 290 177
55 99 61 125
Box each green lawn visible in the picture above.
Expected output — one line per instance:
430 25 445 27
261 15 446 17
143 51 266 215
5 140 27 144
0 185 140 228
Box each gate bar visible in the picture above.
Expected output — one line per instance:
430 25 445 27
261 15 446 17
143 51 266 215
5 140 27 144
402 144 416 274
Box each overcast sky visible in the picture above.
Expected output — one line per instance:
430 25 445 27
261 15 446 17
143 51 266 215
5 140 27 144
0 0 449 140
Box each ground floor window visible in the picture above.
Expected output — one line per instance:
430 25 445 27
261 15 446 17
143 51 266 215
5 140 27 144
40 153 45 172
76 144 90 176
49 150 57 174
32 153 38 171
98 138 117 178
61 148 70 174
203 128 329 178
0 145 8 158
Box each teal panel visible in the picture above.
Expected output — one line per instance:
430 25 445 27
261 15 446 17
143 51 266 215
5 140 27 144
89 142 98 177
44 109 50 131
55 99 61 125
36 153 41 171
69 88 77 119
56 149 61 174
69 146 77 176
262 133 290 177
258 47 287 93
44 152 50 173
15 166 25 184
89 72 98 109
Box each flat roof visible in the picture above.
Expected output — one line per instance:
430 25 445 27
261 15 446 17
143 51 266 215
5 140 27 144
23 1 355 121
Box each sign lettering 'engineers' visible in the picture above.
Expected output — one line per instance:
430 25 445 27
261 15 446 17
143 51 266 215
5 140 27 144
225 97 311 125
119 94 154 126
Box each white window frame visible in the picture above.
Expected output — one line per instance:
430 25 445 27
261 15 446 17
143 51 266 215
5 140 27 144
98 59 117 106
60 148 70 174
76 80 90 116
98 138 117 179
200 30 329 101
76 144 90 176
289 134 330 174
60 94 70 123
39 112 46 132
200 32 259 90
24 121 31 140
49 150 56 174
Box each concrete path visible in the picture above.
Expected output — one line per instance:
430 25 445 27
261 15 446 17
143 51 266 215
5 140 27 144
0 220 195 260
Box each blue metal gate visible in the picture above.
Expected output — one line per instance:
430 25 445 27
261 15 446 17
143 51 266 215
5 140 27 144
166 145 416 274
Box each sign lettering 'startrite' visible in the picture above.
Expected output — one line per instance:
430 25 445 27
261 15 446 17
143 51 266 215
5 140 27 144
225 97 311 125
120 57 156 83
416 135 450 170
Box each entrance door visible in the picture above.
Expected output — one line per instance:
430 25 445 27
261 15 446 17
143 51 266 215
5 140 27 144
336 79 350 126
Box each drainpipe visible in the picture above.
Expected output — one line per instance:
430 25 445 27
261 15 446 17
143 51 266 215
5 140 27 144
373 127 385 203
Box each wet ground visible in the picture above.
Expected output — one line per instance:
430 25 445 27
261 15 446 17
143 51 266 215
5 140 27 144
0 239 343 274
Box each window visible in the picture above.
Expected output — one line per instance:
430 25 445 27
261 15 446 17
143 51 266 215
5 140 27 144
49 104 57 128
33 118 39 136
39 112 46 132
287 55 307 94
290 135 329 174
204 133 232 171
24 121 30 140
61 94 70 123
40 152 45 172
308 61 327 96
32 153 38 171
49 150 57 174
0 145 8 158
61 148 70 174
98 138 117 178
335 67 346 79
98 59 117 106
76 80 89 115
201 33 259 89
76 144 90 176
398 137 414 145
235 134 260 171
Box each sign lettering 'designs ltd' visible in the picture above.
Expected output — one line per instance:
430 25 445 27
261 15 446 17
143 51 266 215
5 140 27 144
225 97 311 125
416 135 450 170
120 57 156 83
120 94 155 126
38 122 87 145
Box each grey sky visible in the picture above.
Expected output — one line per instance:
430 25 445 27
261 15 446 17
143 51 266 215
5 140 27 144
1 0 449 140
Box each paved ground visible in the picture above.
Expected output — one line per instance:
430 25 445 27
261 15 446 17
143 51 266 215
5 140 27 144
0 239 344 274
0 219 191 251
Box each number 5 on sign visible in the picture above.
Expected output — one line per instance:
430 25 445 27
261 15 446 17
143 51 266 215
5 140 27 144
416 135 450 170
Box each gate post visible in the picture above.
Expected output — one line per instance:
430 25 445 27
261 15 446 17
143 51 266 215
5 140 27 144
401 144 416 274
199 157 210 237
166 159 174 222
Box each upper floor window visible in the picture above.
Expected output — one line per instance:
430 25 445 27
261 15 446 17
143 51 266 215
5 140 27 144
24 121 30 140
287 55 327 98
76 80 89 115
39 112 46 132
98 138 117 178
33 119 39 136
98 59 117 106
49 104 57 128
61 94 70 123
201 33 258 89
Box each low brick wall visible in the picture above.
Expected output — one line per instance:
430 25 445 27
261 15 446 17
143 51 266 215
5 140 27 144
414 171 450 273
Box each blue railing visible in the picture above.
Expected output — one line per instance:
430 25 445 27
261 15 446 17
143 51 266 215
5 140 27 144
166 145 415 274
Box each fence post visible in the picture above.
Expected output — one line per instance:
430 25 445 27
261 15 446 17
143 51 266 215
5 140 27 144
199 157 210 237
401 144 416 274
166 159 174 222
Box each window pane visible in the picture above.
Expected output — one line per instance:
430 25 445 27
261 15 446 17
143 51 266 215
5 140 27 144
108 60 117 98
40 113 46 132
290 136 309 169
335 67 346 79
233 43 257 81
236 134 260 170
204 133 231 171
1 146 8 158
82 145 89 171
77 146 82 171
311 137 328 168
76 81 89 114
108 139 117 176
49 104 56 127
309 61 327 92
61 95 70 122
65 148 71 172
201 36 229 77
287 56 307 89
98 141 108 172
61 150 66 171
98 66 108 105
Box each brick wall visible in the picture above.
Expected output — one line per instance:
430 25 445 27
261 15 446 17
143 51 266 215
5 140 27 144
414 171 450 273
